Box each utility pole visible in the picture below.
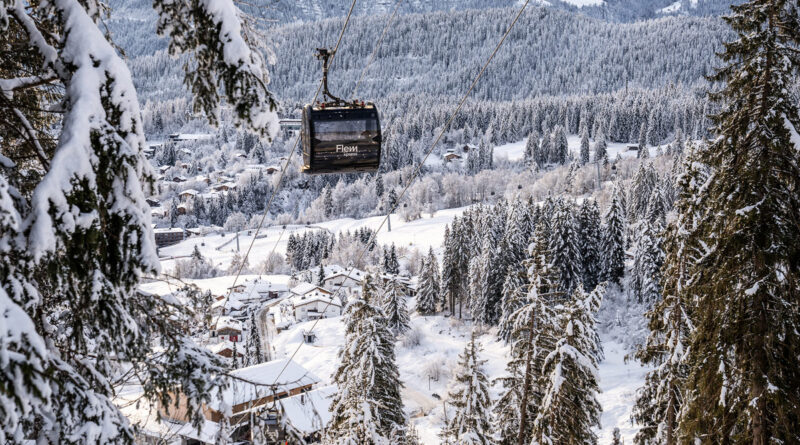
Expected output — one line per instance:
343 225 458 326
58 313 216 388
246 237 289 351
236 230 240 252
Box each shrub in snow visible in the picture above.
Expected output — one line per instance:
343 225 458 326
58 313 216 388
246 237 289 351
401 325 424 348
223 211 248 233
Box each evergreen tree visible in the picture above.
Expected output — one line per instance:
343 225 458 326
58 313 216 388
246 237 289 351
645 186 667 229
580 125 591 165
323 185 334 218
245 311 264 366
317 263 326 286
602 187 626 286
593 126 608 164
442 331 493 445
679 1 800 442
633 146 706 445
524 132 540 168
493 225 563 445
549 200 583 293
628 163 659 221
327 274 405 444
578 200 603 290
382 277 410 335
531 284 603 445
375 173 385 198
415 248 440 315
638 121 649 158
630 221 664 305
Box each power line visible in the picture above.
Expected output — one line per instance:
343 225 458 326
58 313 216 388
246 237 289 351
268 0 532 389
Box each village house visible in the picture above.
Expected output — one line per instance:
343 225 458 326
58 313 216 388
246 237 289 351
153 227 184 248
178 188 199 202
212 316 242 343
151 359 320 443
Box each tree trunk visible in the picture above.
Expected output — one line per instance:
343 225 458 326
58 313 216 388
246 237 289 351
516 309 536 445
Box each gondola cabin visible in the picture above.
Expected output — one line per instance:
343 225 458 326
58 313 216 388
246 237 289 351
301 103 382 174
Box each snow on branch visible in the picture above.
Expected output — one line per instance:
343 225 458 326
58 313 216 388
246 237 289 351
25 0 158 270
153 0 279 138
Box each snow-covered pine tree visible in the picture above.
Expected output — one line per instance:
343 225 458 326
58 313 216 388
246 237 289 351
415 248 440 315
645 186 667 229
323 185 334 218
593 126 608 164
245 311 264 366
531 284 602 445
628 162 659 221
602 186 626 286
580 125 590 165
0 0 270 440
578 200 603 291
382 277 410 335
524 131 540 168
442 331 493 445
632 143 707 445
493 224 563 445
678 1 800 441
327 273 405 444
638 121 649 159
317 263 326 286
629 220 664 305
549 199 583 293
551 125 569 165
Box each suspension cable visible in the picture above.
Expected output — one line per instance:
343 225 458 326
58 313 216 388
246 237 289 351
268 0 532 388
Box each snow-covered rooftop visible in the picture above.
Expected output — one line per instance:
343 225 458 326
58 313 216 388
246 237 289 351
277 385 336 435
290 282 331 296
209 359 320 410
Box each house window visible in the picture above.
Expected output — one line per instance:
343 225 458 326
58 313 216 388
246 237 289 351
230 335 238 342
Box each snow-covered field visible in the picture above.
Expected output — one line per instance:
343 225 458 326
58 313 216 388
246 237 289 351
493 135 644 163
157 206 469 272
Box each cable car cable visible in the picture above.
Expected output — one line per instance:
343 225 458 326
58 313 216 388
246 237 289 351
211 0 359 334
268 0 532 389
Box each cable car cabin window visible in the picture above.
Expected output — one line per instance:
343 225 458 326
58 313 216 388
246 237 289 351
314 119 378 142
302 105 382 175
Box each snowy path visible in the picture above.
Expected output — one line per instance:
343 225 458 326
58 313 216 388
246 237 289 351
596 338 649 443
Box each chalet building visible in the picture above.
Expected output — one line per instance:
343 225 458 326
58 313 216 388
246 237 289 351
290 283 333 300
167 133 214 142
208 341 244 359
212 316 242 343
178 189 198 202
322 268 364 299
291 295 342 321
151 359 319 444
153 227 184 248
265 165 281 174
444 151 463 162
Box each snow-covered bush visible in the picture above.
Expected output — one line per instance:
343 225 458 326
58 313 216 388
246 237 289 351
402 325 425 348
258 251 289 274
224 212 248 232
424 357 446 382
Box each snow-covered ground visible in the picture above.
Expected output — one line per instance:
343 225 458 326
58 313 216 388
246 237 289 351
157 206 469 272
267 303 646 443
493 135 644 163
